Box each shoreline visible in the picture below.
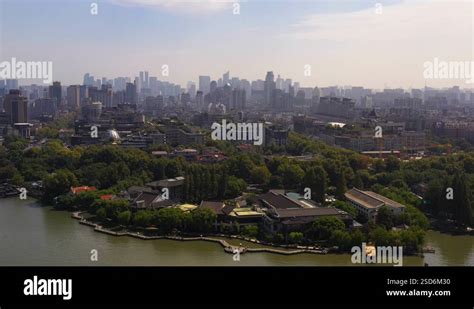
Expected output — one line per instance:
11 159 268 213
71 211 330 256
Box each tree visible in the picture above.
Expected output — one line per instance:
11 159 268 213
333 200 357 218
329 230 352 250
450 172 473 226
308 216 346 240
96 207 107 221
289 232 304 244
277 163 304 189
117 210 132 226
335 169 347 200
217 171 228 199
225 176 246 198
242 225 259 238
370 226 394 246
350 229 365 247
302 166 327 203
385 156 400 172
42 169 78 204
273 233 285 243
155 207 185 234
190 208 217 233
134 210 153 228
251 165 271 185
399 227 425 252
377 206 394 229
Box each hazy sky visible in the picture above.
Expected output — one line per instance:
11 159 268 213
0 0 472 89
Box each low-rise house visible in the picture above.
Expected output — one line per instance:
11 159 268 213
178 204 198 213
172 149 198 161
344 188 406 221
258 190 318 209
146 177 185 201
70 186 96 195
100 194 114 201
198 201 227 220
226 207 264 225
264 207 347 234
132 191 173 209
258 190 349 233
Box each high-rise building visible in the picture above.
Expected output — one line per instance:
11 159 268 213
199 76 211 95
4 90 28 124
139 71 144 86
283 79 292 93
293 82 300 94
240 79 251 100
144 71 149 88
264 71 276 107
83 73 94 86
48 81 62 109
89 85 113 108
210 80 217 93
231 89 246 111
230 77 240 89
223 71 230 85
196 91 204 110
276 75 283 90
67 85 81 109
125 82 138 104
187 82 196 99
79 85 89 105
312 87 320 112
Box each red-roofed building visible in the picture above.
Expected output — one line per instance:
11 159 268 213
100 194 114 201
70 186 97 195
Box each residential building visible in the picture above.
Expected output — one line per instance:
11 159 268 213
344 188 406 221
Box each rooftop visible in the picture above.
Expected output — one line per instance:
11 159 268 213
259 190 306 210
345 188 405 209
71 186 97 195
199 201 225 215
274 207 341 219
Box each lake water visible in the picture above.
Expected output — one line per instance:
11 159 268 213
0 198 472 266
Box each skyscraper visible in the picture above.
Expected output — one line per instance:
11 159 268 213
48 81 62 109
210 80 217 94
223 71 230 85
83 73 94 86
125 82 138 104
139 71 144 86
144 71 149 88
231 89 246 111
199 76 211 95
89 85 113 108
67 85 81 110
264 71 276 107
187 81 196 98
196 91 204 110
4 89 28 124
276 75 283 90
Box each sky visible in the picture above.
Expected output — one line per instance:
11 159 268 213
0 0 473 89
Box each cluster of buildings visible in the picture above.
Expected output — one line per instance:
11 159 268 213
2 70 473 157
71 175 406 237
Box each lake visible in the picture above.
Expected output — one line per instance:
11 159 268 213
0 198 472 266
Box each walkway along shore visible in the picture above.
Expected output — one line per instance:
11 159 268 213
71 211 328 256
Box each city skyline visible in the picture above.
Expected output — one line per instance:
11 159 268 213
1 0 472 89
